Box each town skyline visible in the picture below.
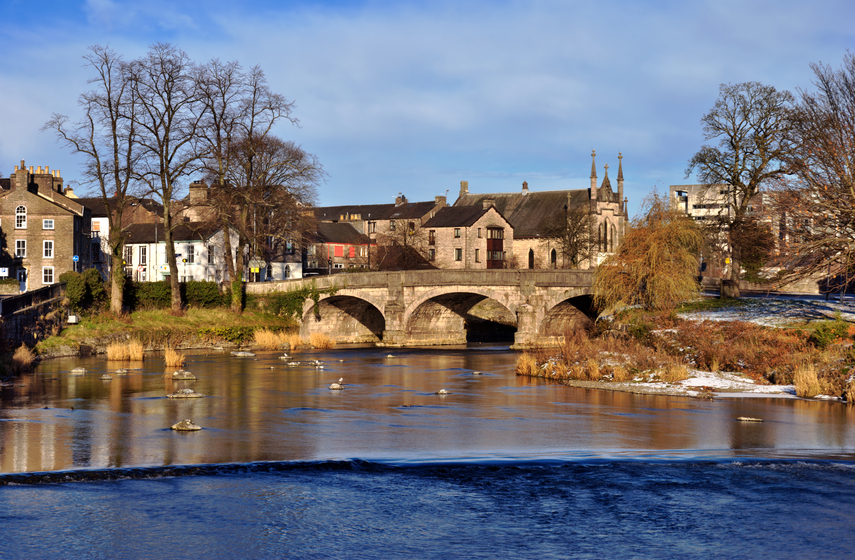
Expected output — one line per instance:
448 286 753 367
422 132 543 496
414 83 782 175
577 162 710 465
1 0 853 217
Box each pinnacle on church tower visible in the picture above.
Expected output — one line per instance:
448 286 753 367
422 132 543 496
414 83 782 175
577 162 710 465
617 152 624 202
590 150 598 201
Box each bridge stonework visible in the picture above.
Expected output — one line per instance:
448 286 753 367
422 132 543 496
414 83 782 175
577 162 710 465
247 270 595 349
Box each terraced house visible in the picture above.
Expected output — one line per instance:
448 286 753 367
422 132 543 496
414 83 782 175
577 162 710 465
0 161 92 292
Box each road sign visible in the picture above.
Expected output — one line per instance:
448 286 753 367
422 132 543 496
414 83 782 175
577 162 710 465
73 255 79 262
0 268 7 277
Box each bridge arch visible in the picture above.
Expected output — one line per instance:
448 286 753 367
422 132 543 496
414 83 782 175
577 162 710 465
402 288 518 345
538 294 596 341
300 294 385 343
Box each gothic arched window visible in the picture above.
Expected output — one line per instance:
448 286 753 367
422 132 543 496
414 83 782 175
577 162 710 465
550 249 557 269
528 249 534 269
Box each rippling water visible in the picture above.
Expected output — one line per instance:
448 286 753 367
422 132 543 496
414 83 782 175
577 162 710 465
1 346 854 558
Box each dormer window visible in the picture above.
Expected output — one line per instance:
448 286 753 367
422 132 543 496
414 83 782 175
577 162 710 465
15 206 26 229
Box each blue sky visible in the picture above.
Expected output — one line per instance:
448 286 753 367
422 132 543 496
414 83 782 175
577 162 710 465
1 0 853 216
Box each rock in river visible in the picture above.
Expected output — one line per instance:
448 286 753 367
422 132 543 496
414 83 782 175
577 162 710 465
230 351 256 357
167 388 205 399
170 370 197 380
171 419 201 431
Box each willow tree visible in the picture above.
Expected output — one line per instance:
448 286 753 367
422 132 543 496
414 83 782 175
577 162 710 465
594 192 703 313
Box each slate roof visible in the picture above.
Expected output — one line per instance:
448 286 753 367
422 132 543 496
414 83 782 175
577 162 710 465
454 189 590 238
314 222 372 245
123 222 220 244
422 205 495 228
78 196 163 218
315 201 437 222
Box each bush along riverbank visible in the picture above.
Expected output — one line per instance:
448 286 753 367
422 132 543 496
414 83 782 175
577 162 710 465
516 298 855 403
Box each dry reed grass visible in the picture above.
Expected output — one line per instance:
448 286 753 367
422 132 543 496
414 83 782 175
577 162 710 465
164 346 185 368
254 329 290 350
515 353 538 376
106 340 145 361
794 363 824 397
585 359 601 381
661 361 689 383
12 344 35 373
287 333 306 350
845 382 855 404
309 332 335 349
611 365 632 382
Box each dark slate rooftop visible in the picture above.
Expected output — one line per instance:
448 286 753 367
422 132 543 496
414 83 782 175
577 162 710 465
123 222 220 244
315 201 438 222
454 189 590 238
77 196 163 218
315 222 372 245
422 205 495 228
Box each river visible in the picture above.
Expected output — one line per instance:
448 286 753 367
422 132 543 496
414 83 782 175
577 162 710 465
1 345 853 559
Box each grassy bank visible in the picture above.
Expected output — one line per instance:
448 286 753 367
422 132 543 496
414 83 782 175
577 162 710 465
35 307 300 356
516 298 855 400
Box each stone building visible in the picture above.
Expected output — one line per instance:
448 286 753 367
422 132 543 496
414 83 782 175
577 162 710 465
454 151 629 269
421 204 514 269
0 161 92 292
308 222 373 271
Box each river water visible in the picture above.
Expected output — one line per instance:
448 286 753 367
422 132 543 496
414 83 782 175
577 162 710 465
1 346 854 559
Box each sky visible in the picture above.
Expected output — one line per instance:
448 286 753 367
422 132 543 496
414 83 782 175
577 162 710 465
1 0 853 217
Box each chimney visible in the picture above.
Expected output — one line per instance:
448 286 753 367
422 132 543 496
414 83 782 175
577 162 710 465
64 186 77 198
435 195 446 206
522 181 529 194
459 180 469 197
482 198 495 210
188 180 208 204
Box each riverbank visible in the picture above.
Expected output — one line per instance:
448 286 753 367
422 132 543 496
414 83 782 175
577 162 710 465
518 296 855 402
32 307 298 359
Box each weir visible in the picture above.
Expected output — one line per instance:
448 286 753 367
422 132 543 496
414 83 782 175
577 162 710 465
248 269 596 349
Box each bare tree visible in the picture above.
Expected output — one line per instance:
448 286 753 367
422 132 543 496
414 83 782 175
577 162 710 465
128 43 205 313
217 134 321 283
196 61 302 312
543 206 595 269
44 45 139 314
773 53 855 294
686 82 795 296
373 219 433 270
594 192 703 313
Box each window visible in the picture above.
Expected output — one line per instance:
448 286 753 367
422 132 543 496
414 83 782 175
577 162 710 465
187 245 195 264
487 228 504 239
390 221 396 231
475 248 480 262
43 240 54 258
429 230 436 245
286 238 295 254
207 245 215 264
454 248 462 261
454 228 461 238
408 221 415 233
16 240 26 257
124 245 133 265
368 221 377 233
477 228 482 238
139 246 147 266
428 248 435 261
43 266 54 285
43 219 54 230
15 206 26 229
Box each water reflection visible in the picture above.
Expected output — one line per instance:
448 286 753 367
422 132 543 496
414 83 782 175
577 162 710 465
1 346 854 474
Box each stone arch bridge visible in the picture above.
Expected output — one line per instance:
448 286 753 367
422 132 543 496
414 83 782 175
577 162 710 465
247 269 596 348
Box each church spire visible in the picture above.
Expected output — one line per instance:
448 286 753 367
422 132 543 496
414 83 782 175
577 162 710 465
617 152 624 203
590 150 597 201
